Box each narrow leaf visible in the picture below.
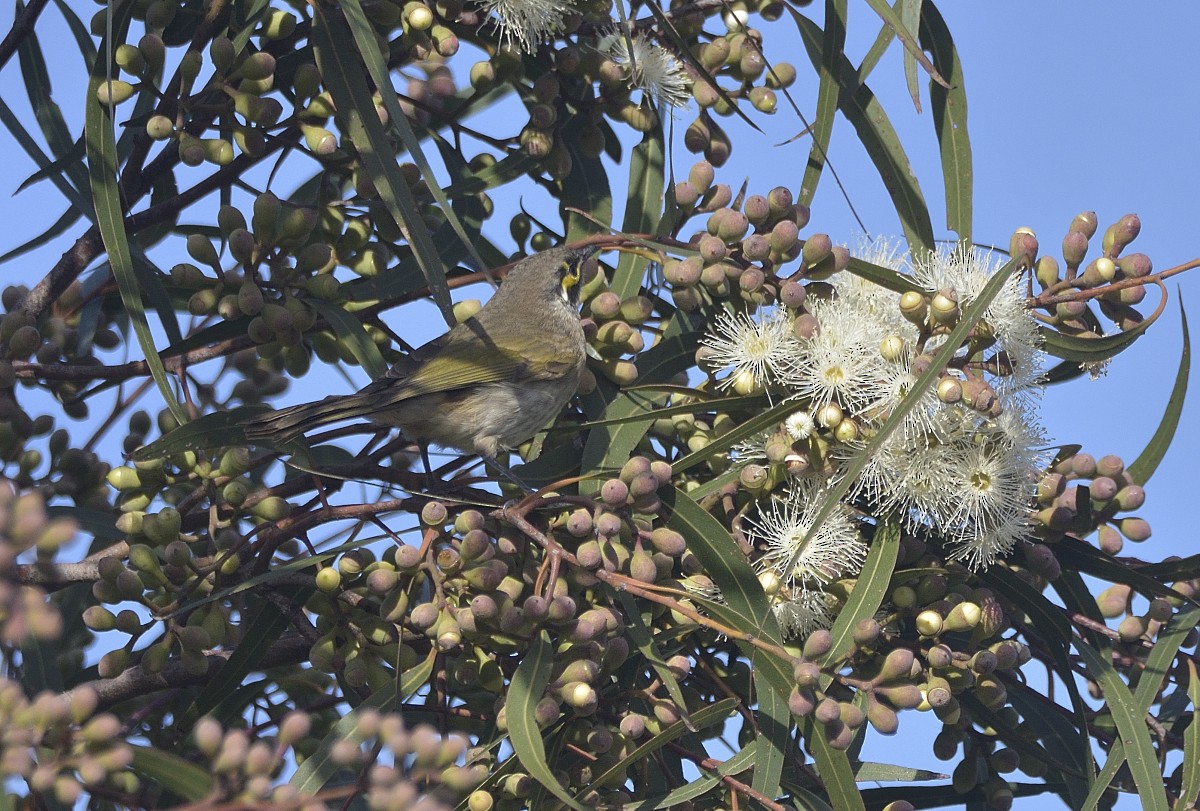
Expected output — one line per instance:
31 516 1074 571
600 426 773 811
307 298 388 380
132 406 269 461
919 1 973 244
129 745 214 801
794 12 935 254
795 0 844 207
611 129 665 299
1127 300 1189 484
312 8 455 325
85 12 187 426
339 0 485 277
507 631 588 811
290 650 433 793
1181 660 1200 811
861 0 949 108
1073 638 1168 811
817 522 900 677
803 718 867 811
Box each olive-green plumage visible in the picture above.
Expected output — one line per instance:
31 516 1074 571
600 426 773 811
244 246 595 458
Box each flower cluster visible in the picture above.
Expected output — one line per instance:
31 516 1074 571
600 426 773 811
704 241 1047 637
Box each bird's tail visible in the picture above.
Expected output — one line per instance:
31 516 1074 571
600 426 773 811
243 393 377 445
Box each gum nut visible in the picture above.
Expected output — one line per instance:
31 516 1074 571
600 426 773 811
674 181 699 207
1096 454 1125 478
1117 517 1151 542
1035 256 1060 288
779 280 806 309
1117 253 1152 277
1009 227 1038 264
743 194 770 223
1062 230 1088 267
802 629 833 659
1071 453 1097 478
1115 485 1145 511
801 233 832 266
1070 210 1098 238
876 648 914 683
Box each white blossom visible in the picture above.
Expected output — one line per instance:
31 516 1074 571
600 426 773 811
782 295 890 413
911 246 1045 392
771 589 834 640
702 309 797 392
479 0 568 54
784 410 817 441
597 30 690 109
748 484 866 592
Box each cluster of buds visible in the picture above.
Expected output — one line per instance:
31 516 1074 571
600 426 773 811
0 683 133 804
666 161 812 313
0 481 73 644
1034 211 1152 333
1032 450 1148 555
684 3 800 164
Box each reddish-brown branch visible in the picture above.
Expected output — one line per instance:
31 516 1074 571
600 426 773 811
1027 257 1200 309
0 0 49 71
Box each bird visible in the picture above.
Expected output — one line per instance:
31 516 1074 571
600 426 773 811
243 245 596 474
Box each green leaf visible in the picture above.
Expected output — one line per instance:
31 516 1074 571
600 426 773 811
862 0 948 110
560 115 613 242
17 6 92 205
312 6 454 325
0 96 91 217
20 637 63 694
1039 313 1157 362
580 698 737 801
1080 602 1200 810
507 631 589 811
657 486 791 799
85 11 187 427
802 718 867 811
846 256 924 295
131 406 269 461
794 11 935 255
795 0 844 208
1127 299 1189 485
861 781 1060 809
611 129 665 299
1004 681 1093 802
961 690 1084 780
1054 536 1197 606
853 761 945 782
290 650 434 794
0 205 81 264
338 0 485 275
50 0 98 65
129 745 214 801
919 1 973 244
1073 638 1168 811
615 590 696 730
647 749 756 809
189 594 301 720
1181 660 1200 811
817 522 900 677
306 298 388 380
1138 553 1200 582
670 395 798 475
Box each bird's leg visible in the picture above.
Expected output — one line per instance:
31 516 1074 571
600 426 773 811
481 453 535 493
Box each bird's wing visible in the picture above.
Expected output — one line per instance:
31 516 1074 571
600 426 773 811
378 320 579 400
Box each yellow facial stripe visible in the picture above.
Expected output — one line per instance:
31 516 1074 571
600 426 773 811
561 261 581 290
